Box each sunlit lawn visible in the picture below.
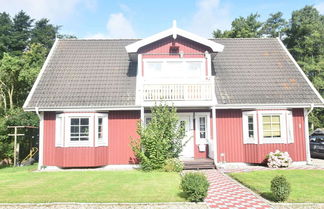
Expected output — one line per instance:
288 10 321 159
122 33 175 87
230 170 324 203
0 165 185 203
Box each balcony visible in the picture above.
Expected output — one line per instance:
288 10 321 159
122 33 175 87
143 82 213 101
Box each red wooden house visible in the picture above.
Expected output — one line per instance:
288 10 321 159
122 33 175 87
23 22 324 169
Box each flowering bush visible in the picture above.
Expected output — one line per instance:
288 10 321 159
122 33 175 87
267 150 292 168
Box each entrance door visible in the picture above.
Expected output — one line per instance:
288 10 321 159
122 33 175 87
179 116 194 159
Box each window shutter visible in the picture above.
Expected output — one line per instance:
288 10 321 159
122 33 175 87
55 114 64 147
287 111 294 143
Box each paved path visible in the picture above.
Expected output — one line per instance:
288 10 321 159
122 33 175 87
203 170 273 209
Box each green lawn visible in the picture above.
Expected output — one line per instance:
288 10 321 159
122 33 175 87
230 170 324 203
0 165 185 203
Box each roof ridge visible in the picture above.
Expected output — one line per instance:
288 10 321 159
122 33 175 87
58 38 141 41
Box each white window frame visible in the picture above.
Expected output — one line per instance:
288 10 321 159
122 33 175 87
55 113 109 148
195 113 210 145
95 113 109 147
143 58 205 80
258 110 287 144
242 111 258 144
55 113 64 147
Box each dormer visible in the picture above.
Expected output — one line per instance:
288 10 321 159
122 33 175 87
125 21 224 81
128 21 223 106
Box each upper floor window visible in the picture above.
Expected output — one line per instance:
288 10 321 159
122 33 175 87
144 58 204 79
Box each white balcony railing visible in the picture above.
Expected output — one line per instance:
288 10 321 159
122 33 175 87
143 83 213 101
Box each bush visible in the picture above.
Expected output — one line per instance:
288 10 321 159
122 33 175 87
180 172 209 202
163 158 184 172
267 150 292 168
131 104 185 171
271 175 291 202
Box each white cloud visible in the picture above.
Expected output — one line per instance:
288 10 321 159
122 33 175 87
86 11 136 39
106 13 135 38
0 0 96 22
315 2 324 14
189 0 231 38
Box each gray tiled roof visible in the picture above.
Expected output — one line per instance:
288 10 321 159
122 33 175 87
25 39 139 108
24 38 323 109
213 38 322 104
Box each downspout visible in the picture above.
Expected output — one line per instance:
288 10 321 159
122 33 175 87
212 106 217 166
35 107 44 170
304 104 314 165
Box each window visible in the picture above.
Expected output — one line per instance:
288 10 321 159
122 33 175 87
55 113 108 147
199 117 206 139
262 115 281 138
258 111 289 144
145 117 152 125
248 116 254 138
242 111 257 144
97 117 103 141
195 113 210 144
243 110 293 144
144 59 204 79
70 118 90 141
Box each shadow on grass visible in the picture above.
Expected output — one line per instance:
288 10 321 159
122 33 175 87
177 191 187 199
260 192 277 202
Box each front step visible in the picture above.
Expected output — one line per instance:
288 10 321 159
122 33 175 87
183 159 215 170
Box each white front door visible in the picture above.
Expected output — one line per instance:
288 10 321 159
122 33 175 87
179 116 194 159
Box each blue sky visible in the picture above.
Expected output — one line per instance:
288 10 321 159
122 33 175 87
1 0 324 38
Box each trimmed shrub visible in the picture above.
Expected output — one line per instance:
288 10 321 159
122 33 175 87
271 175 291 202
267 150 292 168
180 172 209 202
163 158 184 172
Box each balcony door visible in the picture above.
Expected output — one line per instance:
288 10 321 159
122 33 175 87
179 115 194 159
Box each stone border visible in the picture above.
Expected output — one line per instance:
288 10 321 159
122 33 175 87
0 202 207 206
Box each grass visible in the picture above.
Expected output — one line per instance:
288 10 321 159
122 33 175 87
229 170 324 203
0 164 185 203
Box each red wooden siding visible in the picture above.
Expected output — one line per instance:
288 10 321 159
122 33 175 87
216 109 306 163
216 109 244 162
43 111 140 167
139 36 210 58
108 111 140 165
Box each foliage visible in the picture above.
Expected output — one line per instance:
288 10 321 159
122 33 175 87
0 108 39 161
0 10 76 163
267 150 292 168
131 104 185 171
180 172 209 202
213 13 262 38
31 18 60 51
270 175 291 202
163 158 184 172
261 12 287 38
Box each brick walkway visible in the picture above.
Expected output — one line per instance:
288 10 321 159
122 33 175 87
203 170 273 209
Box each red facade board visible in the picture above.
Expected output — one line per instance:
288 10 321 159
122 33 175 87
43 111 140 167
216 109 306 163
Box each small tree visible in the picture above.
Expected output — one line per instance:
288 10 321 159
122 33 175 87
131 104 185 171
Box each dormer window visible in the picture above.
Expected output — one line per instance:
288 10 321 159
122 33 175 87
144 58 204 79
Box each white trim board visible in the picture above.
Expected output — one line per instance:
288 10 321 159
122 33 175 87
125 24 224 53
276 37 324 104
